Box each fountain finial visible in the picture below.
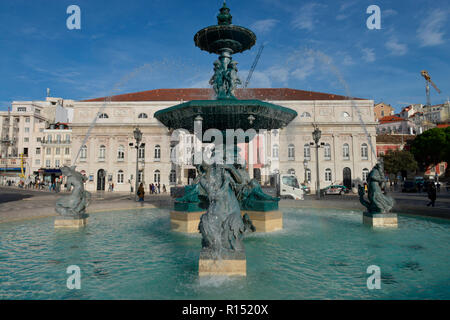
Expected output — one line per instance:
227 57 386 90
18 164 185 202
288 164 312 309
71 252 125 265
217 1 232 25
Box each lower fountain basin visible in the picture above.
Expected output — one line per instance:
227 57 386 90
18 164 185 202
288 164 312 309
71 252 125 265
0 207 449 299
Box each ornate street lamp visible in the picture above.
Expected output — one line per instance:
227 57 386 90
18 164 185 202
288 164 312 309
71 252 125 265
312 125 322 200
133 128 143 202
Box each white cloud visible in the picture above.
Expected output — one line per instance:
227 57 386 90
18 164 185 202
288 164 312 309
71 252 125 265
291 57 315 80
267 66 289 83
243 70 272 88
383 9 398 17
342 55 354 66
385 37 408 56
291 3 326 31
339 0 358 12
361 48 376 62
250 19 279 34
417 9 448 47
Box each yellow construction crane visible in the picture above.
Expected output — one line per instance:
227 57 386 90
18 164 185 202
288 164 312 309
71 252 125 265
421 70 441 106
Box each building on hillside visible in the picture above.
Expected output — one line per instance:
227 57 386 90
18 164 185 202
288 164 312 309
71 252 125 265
422 102 450 124
1 88 379 192
376 115 418 135
375 134 416 156
374 102 394 120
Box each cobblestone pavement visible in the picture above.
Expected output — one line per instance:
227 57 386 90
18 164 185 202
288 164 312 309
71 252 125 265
1 186 449 224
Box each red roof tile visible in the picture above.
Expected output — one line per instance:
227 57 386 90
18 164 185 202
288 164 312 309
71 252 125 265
379 115 405 124
81 88 365 102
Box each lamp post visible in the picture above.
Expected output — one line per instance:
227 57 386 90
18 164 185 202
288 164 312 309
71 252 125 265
133 128 143 202
312 126 322 200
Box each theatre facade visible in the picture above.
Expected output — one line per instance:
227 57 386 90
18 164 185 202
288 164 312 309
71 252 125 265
70 88 377 192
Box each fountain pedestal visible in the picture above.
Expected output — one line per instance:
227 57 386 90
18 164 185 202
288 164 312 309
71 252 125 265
171 210 282 233
199 250 246 276
54 214 89 228
242 210 282 232
363 212 398 228
170 210 206 233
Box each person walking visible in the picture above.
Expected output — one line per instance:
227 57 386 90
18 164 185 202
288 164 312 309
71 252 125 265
137 183 145 202
162 184 166 193
427 183 437 207
111 183 114 192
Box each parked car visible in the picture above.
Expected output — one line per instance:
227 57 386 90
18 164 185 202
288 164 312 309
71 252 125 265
402 180 417 193
321 185 349 195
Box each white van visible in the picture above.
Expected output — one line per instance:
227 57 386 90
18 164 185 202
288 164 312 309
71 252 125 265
276 174 304 200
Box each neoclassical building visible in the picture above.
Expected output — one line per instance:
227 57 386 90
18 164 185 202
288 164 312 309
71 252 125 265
1 88 378 191
71 88 377 192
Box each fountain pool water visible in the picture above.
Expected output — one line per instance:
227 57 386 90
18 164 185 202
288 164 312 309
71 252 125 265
1 208 449 299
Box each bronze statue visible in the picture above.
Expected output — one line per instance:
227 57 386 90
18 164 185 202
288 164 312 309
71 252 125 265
198 163 254 257
359 163 394 214
55 166 91 217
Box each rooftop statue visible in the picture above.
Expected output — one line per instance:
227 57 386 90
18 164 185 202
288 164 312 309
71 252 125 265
55 166 91 217
358 163 394 214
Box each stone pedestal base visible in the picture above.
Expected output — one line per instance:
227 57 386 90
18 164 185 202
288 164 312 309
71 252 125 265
363 212 398 228
171 210 283 233
198 251 246 276
242 210 283 232
170 211 205 233
54 214 89 228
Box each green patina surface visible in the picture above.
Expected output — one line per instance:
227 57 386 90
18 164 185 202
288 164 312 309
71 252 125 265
154 99 298 132
241 200 278 212
174 202 205 212
174 199 278 213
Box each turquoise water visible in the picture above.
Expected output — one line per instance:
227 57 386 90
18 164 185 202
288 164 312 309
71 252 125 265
0 208 449 299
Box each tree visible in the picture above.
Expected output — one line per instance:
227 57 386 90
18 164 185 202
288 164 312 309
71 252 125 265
410 127 450 170
382 150 418 177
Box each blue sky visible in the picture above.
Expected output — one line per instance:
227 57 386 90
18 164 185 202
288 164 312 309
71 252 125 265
0 0 449 113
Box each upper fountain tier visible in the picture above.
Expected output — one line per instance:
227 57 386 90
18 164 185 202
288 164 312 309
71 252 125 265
194 2 256 55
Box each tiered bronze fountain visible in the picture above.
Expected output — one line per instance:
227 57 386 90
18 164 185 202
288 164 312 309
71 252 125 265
155 2 297 276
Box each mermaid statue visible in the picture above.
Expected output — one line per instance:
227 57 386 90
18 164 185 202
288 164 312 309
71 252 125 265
198 162 255 258
55 166 91 218
359 163 394 215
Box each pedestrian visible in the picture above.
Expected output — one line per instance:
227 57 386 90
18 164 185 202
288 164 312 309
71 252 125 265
137 183 145 202
437 182 441 193
111 183 114 192
163 184 166 193
426 183 437 207
158 183 161 194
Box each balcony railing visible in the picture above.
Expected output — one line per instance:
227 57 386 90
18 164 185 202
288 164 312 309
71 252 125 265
41 139 71 145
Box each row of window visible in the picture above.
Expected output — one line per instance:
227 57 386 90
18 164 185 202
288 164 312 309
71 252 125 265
115 169 176 184
274 143 370 161
98 113 149 119
42 147 70 155
42 159 71 168
287 168 370 182
80 145 162 160
299 111 351 119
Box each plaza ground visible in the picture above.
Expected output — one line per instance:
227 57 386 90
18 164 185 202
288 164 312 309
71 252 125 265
0 186 449 224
